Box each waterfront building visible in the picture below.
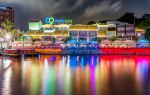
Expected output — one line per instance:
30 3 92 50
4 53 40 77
97 23 116 40
20 18 146 48
116 24 135 40
69 25 97 42
97 24 108 39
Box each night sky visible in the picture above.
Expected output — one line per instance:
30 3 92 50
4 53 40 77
1 0 150 30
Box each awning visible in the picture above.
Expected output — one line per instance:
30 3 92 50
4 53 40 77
67 40 77 44
137 39 149 44
78 40 89 44
90 41 99 44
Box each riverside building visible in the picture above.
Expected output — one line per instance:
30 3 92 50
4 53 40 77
21 17 145 48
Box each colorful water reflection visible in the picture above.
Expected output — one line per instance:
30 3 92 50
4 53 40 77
0 55 150 95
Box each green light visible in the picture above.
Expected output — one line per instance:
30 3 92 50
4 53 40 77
29 21 42 30
49 17 55 24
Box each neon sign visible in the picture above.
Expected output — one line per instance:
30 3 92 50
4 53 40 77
45 17 73 24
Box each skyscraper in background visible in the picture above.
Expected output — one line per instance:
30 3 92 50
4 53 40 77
0 3 14 28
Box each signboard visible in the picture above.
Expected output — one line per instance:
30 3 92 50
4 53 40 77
44 27 56 33
45 17 73 24
29 21 42 30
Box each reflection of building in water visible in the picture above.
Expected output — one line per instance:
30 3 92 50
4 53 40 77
1 55 150 95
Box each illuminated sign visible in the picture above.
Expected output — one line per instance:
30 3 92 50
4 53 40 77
44 27 55 33
29 21 42 30
45 17 73 24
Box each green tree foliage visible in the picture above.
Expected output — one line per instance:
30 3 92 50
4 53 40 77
117 12 137 24
1 19 21 41
96 37 101 42
87 21 96 25
137 19 150 41
110 36 117 42
144 29 150 41
1 19 14 32
64 37 71 43
137 19 150 29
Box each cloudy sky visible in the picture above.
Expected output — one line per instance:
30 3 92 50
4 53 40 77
1 0 150 30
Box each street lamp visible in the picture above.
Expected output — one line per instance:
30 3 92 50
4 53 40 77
5 33 11 48
5 34 11 41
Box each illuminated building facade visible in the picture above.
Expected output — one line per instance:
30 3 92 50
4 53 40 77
97 24 116 38
23 18 144 46
116 24 135 38
69 25 97 42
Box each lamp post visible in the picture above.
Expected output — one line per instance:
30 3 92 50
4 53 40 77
5 33 11 48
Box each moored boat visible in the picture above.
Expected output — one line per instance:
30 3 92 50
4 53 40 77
3 49 20 57
20 49 37 55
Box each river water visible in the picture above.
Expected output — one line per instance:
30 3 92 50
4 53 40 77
0 55 150 95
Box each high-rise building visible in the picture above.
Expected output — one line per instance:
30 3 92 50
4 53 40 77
0 4 14 28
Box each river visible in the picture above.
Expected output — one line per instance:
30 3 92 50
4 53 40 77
0 55 150 95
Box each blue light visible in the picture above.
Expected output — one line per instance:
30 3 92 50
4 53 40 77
45 17 50 24
69 56 77 68
45 17 72 24
49 56 56 61
38 54 41 60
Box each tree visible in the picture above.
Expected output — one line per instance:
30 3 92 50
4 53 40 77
96 37 102 42
1 19 19 47
87 21 96 25
64 37 71 43
15 29 23 41
110 36 117 42
117 12 137 24
137 18 150 42
137 18 150 29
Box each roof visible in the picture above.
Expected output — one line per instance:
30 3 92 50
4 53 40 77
0 7 7 10
23 30 69 37
70 25 97 31
42 24 70 28
0 6 13 10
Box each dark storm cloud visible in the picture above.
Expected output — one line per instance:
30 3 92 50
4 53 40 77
1 0 150 30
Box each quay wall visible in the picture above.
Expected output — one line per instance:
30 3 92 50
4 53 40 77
35 48 150 55
3 48 150 56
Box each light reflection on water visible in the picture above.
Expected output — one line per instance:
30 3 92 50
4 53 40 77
0 55 150 95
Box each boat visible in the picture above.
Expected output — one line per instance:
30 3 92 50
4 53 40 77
3 48 37 56
20 49 37 55
3 49 20 57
